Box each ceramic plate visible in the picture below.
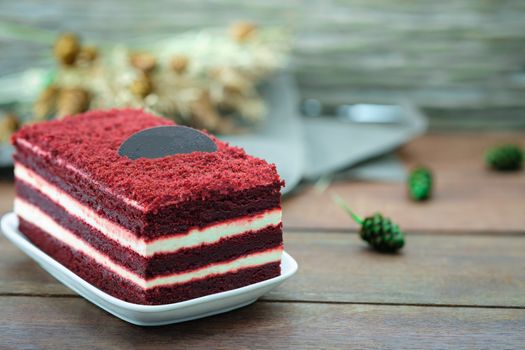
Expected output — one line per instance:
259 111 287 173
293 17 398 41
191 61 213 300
1 212 298 326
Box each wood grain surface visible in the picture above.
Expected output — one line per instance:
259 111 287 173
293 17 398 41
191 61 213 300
284 133 525 232
1 297 524 350
0 133 524 349
2 233 524 308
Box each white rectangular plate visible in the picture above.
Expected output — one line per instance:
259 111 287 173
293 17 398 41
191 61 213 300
1 212 298 326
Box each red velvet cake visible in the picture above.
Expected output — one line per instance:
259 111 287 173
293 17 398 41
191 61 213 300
12 109 284 305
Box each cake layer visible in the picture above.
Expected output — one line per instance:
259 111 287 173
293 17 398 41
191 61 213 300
16 207 282 289
19 219 280 304
15 184 282 277
15 163 281 256
11 109 285 305
12 109 282 209
12 109 284 239
14 147 281 238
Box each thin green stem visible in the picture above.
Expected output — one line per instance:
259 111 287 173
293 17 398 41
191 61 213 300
331 194 363 225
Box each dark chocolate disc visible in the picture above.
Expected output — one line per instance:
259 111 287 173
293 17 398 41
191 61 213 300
118 125 217 160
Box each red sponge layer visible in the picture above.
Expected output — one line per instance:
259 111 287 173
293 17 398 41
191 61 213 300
12 109 284 237
20 219 281 305
16 179 283 278
12 109 283 212
13 109 284 305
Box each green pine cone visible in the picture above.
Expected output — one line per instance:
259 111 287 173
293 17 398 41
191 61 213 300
485 145 523 171
361 213 405 253
408 166 432 201
333 195 405 253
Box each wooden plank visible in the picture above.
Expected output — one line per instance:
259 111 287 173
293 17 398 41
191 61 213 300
1 232 524 308
273 233 525 307
0 297 523 349
283 133 525 232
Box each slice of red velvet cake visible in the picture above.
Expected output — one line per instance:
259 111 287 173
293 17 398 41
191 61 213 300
12 109 284 305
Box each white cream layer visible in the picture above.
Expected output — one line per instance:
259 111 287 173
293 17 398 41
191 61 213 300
15 198 282 289
14 163 282 257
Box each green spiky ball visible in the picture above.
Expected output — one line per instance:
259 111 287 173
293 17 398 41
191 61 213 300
485 145 523 171
408 166 432 201
333 196 405 253
361 213 405 252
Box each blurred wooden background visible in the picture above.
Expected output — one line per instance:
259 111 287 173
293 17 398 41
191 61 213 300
1 0 524 129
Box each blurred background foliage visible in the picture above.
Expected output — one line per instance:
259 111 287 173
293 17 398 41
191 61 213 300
1 0 524 130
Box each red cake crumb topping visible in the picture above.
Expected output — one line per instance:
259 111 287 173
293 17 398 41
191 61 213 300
13 109 283 210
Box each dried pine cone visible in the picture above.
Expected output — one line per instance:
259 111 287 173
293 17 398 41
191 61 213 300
57 88 91 117
334 196 405 253
54 33 80 66
129 52 157 74
77 46 98 64
33 85 60 120
170 55 189 74
485 144 523 171
0 113 20 143
408 166 433 201
130 75 153 98
211 67 250 93
229 21 257 42
190 92 222 131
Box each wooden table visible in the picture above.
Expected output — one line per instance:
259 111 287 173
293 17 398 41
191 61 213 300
1 133 524 349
